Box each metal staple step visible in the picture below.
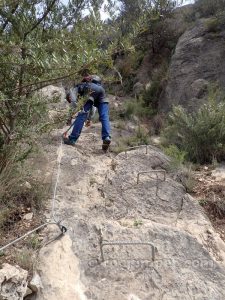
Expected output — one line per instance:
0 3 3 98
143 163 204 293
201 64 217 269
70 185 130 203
100 240 156 262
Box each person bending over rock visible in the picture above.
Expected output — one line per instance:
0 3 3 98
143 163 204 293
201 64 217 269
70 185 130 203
63 75 111 151
65 78 96 127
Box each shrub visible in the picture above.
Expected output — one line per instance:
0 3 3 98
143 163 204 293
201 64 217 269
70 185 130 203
162 97 225 163
114 120 126 130
124 98 155 119
117 51 145 77
15 248 34 271
205 17 221 32
205 196 225 218
163 144 187 168
0 158 48 231
112 126 150 154
179 165 196 193
142 81 162 110
26 233 42 250
134 126 150 145
205 13 225 33
109 107 120 121
151 114 166 134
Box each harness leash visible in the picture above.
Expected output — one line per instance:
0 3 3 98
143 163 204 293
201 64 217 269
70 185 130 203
62 121 74 138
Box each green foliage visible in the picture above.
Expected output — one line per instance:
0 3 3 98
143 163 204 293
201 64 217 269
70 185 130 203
124 98 155 119
199 198 208 207
114 120 126 130
205 17 221 32
26 234 42 250
0 0 114 174
179 165 196 193
133 219 143 227
163 144 187 168
112 126 150 154
0 157 48 232
15 248 34 271
162 90 225 163
142 81 162 110
0 208 11 230
207 196 225 218
138 60 168 115
117 50 145 79
151 114 165 135
112 143 127 155
109 107 120 121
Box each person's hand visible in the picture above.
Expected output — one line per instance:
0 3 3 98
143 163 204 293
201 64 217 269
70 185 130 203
66 117 72 125
85 120 92 127
66 93 71 103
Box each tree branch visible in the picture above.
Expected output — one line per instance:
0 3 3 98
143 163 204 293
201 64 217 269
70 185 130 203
1 2 19 32
61 1 85 29
113 66 123 86
9 61 97 94
0 5 21 36
0 116 10 135
24 0 57 38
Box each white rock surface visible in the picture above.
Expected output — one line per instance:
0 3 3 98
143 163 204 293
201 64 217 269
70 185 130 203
36 235 86 300
29 272 43 293
39 85 65 102
0 263 28 300
23 212 33 221
35 124 225 299
24 287 33 297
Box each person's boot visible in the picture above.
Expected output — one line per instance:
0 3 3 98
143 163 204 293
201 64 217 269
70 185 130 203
102 137 111 152
63 135 77 146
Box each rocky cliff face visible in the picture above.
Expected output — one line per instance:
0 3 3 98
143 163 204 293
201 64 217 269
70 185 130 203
160 18 225 111
33 123 225 300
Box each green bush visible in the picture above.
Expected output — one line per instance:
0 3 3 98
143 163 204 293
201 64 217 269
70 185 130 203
151 114 165 135
163 145 187 168
117 51 145 78
205 17 221 32
162 96 225 163
179 165 196 193
0 158 48 231
112 126 150 154
124 98 155 119
205 13 225 33
142 81 162 110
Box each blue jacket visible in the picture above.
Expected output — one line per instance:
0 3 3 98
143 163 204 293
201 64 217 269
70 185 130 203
78 82 108 106
68 82 108 107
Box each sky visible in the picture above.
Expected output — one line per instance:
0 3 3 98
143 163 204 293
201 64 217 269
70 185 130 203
61 0 195 21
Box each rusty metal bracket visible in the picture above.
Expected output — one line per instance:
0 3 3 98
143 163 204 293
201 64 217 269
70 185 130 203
137 170 166 184
124 145 148 157
100 240 156 262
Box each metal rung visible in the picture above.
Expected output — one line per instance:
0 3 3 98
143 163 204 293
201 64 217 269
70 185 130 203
125 145 148 156
100 240 156 262
137 170 166 184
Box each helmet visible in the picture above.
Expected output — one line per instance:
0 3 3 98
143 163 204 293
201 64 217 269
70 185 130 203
91 75 101 85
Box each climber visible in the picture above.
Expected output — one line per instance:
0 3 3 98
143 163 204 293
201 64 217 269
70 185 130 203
63 75 111 151
65 81 96 127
